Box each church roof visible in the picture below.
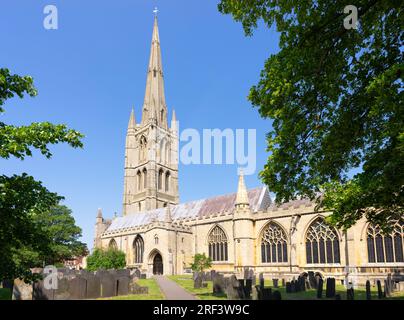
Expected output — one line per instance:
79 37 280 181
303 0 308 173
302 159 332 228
106 187 270 233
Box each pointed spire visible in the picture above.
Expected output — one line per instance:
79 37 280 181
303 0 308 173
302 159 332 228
165 204 173 223
128 107 136 130
235 169 250 207
171 109 177 131
142 15 167 127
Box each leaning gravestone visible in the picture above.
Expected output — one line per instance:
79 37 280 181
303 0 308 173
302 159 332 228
116 276 130 296
316 278 323 299
377 280 383 299
194 272 202 289
226 275 241 300
213 273 225 295
365 280 371 300
237 279 247 300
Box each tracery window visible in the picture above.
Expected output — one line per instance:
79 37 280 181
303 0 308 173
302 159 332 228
109 239 117 250
367 221 404 263
261 222 288 263
133 235 144 264
306 218 340 264
158 169 163 190
208 226 228 262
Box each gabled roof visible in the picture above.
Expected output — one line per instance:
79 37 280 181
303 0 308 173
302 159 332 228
105 187 271 233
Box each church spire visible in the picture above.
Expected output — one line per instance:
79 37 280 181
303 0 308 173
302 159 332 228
128 107 136 131
235 169 250 208
141 15 167 128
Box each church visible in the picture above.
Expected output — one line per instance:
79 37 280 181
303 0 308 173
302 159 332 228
94 16 404 285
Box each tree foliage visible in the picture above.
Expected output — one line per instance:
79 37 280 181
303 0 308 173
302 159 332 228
86 248 126 272
190 253 212 272
218 0 403 231
0 68 85 281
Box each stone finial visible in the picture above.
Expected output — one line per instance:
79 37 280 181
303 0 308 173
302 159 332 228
97 208 103 218
235 169 250 208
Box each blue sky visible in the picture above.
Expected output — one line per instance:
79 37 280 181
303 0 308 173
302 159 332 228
0 0 279 249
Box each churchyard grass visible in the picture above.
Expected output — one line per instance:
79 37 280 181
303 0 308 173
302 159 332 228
264 280 404 300
168 275 227 300
0 288 12 300
99 278 164 300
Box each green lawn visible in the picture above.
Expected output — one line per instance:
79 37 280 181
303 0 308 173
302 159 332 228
0 288 12 300
263 279 404 300
168 275 227 300
99 278 164 300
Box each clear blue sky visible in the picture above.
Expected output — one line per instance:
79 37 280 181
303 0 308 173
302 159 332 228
0 0 279 249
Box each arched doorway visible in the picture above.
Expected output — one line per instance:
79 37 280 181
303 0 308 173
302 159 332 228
153 253 163 275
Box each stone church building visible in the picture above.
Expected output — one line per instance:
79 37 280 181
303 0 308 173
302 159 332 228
94 17 404 285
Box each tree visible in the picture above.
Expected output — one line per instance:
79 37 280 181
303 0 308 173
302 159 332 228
190 253 212 273
86 248 126 271
33 205 88 265
218 1 403 231
0 68 84 282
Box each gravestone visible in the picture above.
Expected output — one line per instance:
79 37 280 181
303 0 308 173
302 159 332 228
261 288 272 300
365 280 371 300
377 280 383 299
213 274 225 295
245 279 252 298
272 279 279 288
54 276 72 300
117 276 130 296
226 275 241 300
316 278 323 299
237 279 246 300
194 272 202 289
259 273 264 289
252 285 259 300
281 279 285 287
308 271 317 289
272 290 282 300
384 274 393 297
129 281 148 294
98 271 116 298
244 268 249 280
12 279 33 300
133 269 141 279
325 278 336 298
347 287 354 300
286 282 292 293
33 281 54 300
248 269 254 281
290 280 296 293
70 276 87 300
140 274 147 279
205 271 212 282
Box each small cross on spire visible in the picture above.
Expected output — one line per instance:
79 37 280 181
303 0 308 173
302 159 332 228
153 7 159 17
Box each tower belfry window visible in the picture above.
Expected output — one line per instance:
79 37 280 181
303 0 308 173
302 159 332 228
153 69 157 77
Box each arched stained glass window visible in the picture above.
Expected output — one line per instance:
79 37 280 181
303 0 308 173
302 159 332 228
306 218 340 264
133 235 144 264
261 222 288 263
367 221 404 263
208 226 228 262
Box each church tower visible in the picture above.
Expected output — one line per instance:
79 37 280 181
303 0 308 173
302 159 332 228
123 15 179 215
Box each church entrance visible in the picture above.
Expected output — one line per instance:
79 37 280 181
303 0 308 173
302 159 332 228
153 253 163 275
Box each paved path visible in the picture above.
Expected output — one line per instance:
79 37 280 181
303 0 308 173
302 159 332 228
155 275 197 300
